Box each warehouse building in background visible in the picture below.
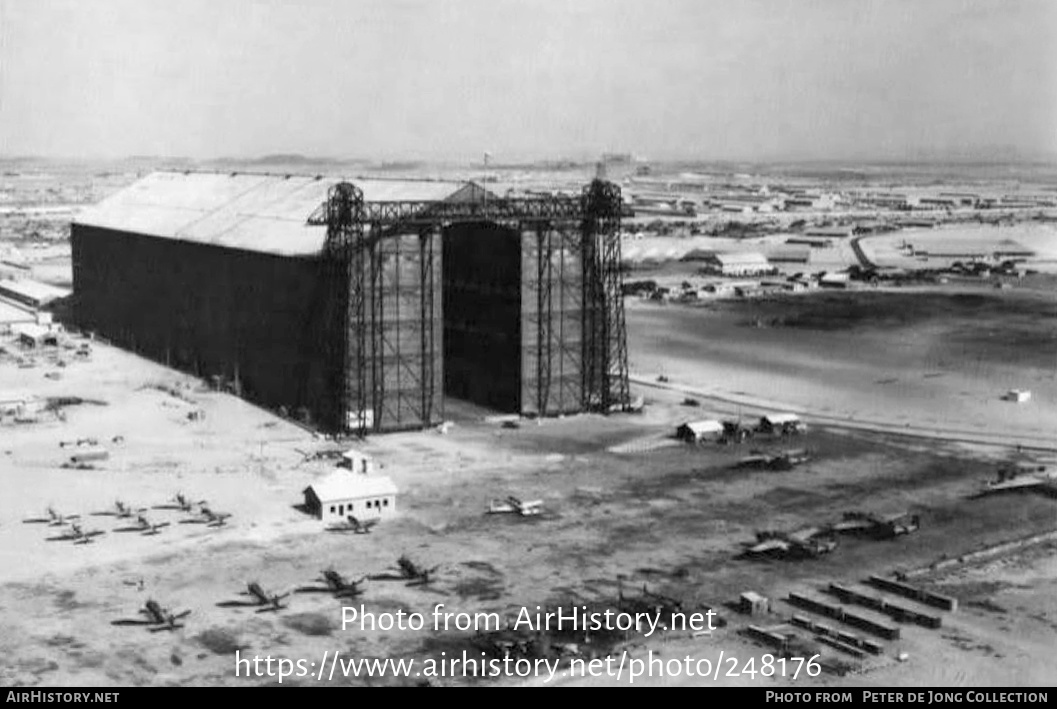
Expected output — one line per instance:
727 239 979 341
71 171 630 434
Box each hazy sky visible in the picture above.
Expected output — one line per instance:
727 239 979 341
1 0 1054 162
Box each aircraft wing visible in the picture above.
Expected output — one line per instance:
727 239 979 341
831 519 873 532
747 538 789 554
983 478 1044 493
788 527 824 542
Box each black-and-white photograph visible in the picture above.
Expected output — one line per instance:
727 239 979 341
0 0 1055 695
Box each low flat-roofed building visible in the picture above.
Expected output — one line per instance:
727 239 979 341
804 226 853 238
0 279 70 309
785 235 834 248
12 322 59 347
704 252 773 277
768 245 812 263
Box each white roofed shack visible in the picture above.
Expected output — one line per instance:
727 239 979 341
676 419 724 443
303 470 398 523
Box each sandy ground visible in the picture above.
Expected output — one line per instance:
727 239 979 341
1 283 1056 687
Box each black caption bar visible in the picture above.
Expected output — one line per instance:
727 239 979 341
2 687 1052 700
765 690 1051 705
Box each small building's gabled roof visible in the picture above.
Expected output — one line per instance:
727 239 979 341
304 470 398 503
74 171 493 258
678 419 724 434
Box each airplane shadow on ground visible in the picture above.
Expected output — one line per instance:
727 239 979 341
215 600 261 608
215 600 284 613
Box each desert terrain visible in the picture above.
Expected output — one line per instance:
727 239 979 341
1 159 1056 687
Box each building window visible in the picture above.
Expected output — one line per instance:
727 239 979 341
383 499 389 507
348 503 353 511
330 506 336 514
366 501 372 509
339 504 344 515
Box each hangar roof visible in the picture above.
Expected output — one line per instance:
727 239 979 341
74 171 489 257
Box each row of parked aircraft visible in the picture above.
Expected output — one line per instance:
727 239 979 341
23 494 232 545
743 510 921 559
115 556 441 632
739 457 1056 560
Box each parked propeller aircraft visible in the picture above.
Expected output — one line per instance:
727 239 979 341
243 582 290 611
117 514 171 536
974 462 1057 498
23 506 80 526
92 500 144 519
48 522 105 545
830 511 920 539
733 449 812 471
155 493 206 513
487 496 543 517
743 527 837 559
138 599 191 631
184 505 232 527
326 515 378 534
297 569 368 597
395 555 440 585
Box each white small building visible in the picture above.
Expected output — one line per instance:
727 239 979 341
704 252 773 277
819 272 851 289
340 448 375 475
1004 389 1031 403
303 470 398 523
676 419 724 443
12 323 59 347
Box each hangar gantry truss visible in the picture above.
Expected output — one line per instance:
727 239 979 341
311 180 631 436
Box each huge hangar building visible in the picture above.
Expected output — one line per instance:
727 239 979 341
71 171 630 434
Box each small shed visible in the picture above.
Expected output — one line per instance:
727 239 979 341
759 413 805 435
340 448 375 475
13 323 59 348
677 419 724 443
303 470 398 523
740 592 770 616
1003 389 1031 403
819 272 850 289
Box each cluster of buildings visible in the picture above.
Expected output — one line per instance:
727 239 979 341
0 277 70 343
623 177 1057 219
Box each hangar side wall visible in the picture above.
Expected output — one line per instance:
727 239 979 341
71 225 337 424
442 222 521 412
